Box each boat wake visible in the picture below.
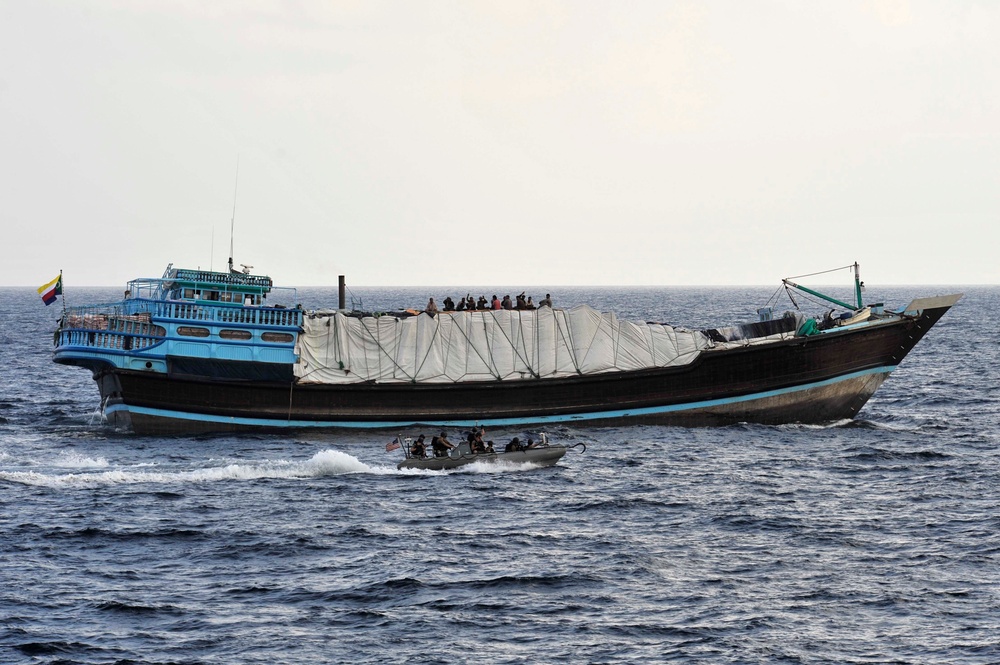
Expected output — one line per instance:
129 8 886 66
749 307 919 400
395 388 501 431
771 418 856 431
397 459 552 475
0 449 544 487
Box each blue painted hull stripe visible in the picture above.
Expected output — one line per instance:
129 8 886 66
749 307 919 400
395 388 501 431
106 366 895 429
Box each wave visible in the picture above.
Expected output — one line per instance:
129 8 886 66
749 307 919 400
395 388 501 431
53 451 110 469
567 497 684 512
38 526 206 542
773 418 856 431
12 641 104 659
289 573 597 606
93 600 184 616
840 444 951 462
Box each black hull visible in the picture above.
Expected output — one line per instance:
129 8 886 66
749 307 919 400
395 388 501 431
93 304 952 434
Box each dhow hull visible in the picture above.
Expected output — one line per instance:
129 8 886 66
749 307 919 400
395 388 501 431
91 301 954 434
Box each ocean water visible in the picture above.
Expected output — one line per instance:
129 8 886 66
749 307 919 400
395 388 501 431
2 284 998 664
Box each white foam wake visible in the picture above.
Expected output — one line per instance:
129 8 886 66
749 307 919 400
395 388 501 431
55 451 110 469
389 458 551 477
0 449 397 488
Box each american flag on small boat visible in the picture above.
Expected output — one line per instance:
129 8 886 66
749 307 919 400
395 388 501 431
385 437 401 452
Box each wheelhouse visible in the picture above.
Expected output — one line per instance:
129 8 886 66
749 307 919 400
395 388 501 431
127 265 292 308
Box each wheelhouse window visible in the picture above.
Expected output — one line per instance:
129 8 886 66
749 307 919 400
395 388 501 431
219 329 252 340
261 332 294 343
177 326 210 337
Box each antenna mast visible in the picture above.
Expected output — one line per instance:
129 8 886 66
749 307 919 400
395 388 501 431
228 155 240 274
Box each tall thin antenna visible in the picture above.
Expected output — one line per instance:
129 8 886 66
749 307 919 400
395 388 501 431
228 155 240 274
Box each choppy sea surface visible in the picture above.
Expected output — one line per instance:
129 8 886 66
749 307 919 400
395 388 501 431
2 283 998 664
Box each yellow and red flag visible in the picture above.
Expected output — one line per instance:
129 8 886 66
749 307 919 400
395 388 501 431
38 274 62 306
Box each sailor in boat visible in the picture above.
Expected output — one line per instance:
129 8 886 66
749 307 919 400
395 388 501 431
394 429 582 470
431 432 455 457
504 436 542 452
467 427 491 454
409 434 427 459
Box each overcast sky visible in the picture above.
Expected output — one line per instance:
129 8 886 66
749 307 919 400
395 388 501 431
2 1 997 287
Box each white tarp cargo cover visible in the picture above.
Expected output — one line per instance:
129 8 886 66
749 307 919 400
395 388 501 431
295 306 709 385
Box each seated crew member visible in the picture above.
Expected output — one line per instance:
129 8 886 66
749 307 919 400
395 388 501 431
426 298 439 315
410 434 427 459
504 437 523 453
471 429 487 453
443 296 455 311
432 432 455 457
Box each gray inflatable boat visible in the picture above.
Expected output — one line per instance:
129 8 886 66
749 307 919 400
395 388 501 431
397 437 583 471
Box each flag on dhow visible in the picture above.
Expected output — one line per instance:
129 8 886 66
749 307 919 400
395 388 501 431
38 274 62 306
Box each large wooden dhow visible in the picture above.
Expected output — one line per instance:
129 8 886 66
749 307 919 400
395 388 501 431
52 264 961 434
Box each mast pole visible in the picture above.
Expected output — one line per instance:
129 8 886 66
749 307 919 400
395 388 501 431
228 155 239 274
854 262 863 309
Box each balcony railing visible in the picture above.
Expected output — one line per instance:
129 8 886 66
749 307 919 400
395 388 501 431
56 298 302 354
59 328 164 352
61 299 303 329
